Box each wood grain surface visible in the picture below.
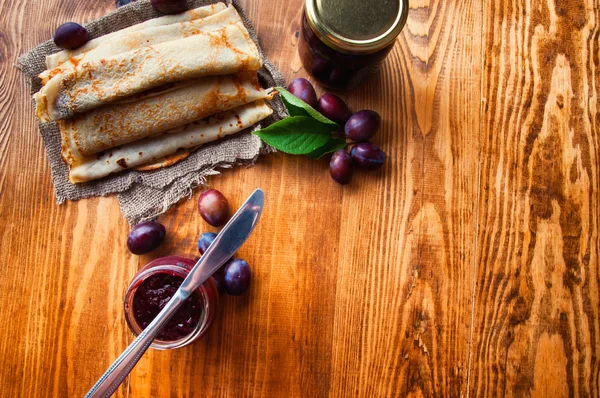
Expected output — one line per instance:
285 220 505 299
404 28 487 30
0 0 598 397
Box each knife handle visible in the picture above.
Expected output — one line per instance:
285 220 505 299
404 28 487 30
84 291 187 398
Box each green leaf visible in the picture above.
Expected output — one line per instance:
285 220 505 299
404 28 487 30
275 87 339 129
253 116 333 155
306 138 347 159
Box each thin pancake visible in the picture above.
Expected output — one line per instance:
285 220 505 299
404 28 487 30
35 22 261 121
59 71 268 161
45 3 227 70
68 99 273 182
133 147 197 171
40 5 241 84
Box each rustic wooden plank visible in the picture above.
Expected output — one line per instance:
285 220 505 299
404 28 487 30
0 1 135 397
2 0 599 396
326 0 483 395
469 0 600 396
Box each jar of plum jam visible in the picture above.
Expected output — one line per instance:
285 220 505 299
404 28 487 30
123 256 218 350
299 0 408 90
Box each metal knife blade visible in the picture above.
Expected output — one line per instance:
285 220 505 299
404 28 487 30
179 188 264 296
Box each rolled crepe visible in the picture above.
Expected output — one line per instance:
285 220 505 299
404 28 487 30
35 22 261 121
68 99 273 182
133 148 197 171
59 71 268 162
45 3 227 70
40 5 241 84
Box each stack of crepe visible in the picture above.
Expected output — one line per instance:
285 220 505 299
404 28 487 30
33 3 274 183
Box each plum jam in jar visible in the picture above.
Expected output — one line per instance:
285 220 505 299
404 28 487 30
299 0 408 90
124 256 218 350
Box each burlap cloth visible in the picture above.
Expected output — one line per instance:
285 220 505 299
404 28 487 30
18 0 285 225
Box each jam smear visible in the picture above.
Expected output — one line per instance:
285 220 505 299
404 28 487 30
132 272 203 341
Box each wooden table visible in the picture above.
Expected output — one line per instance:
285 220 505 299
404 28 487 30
1 0 599 396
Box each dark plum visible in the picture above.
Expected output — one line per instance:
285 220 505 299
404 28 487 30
197 232 217 255
318 93 351 126
115 0 136 8
127 221 166 255
198 189 230 227
151 0 187 14
211 267 226 294
53 22 89 50
329 149 353 185
287 78 318 109
345 110 381 142
350 143 386 171
223 258 251 296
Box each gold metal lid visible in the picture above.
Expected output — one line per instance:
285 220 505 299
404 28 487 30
305 0 407 54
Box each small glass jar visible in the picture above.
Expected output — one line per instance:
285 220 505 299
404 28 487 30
123 256 218 350
299 0 408 90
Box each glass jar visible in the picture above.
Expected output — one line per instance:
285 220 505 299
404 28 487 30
299 0 408 90
123 256 218 350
